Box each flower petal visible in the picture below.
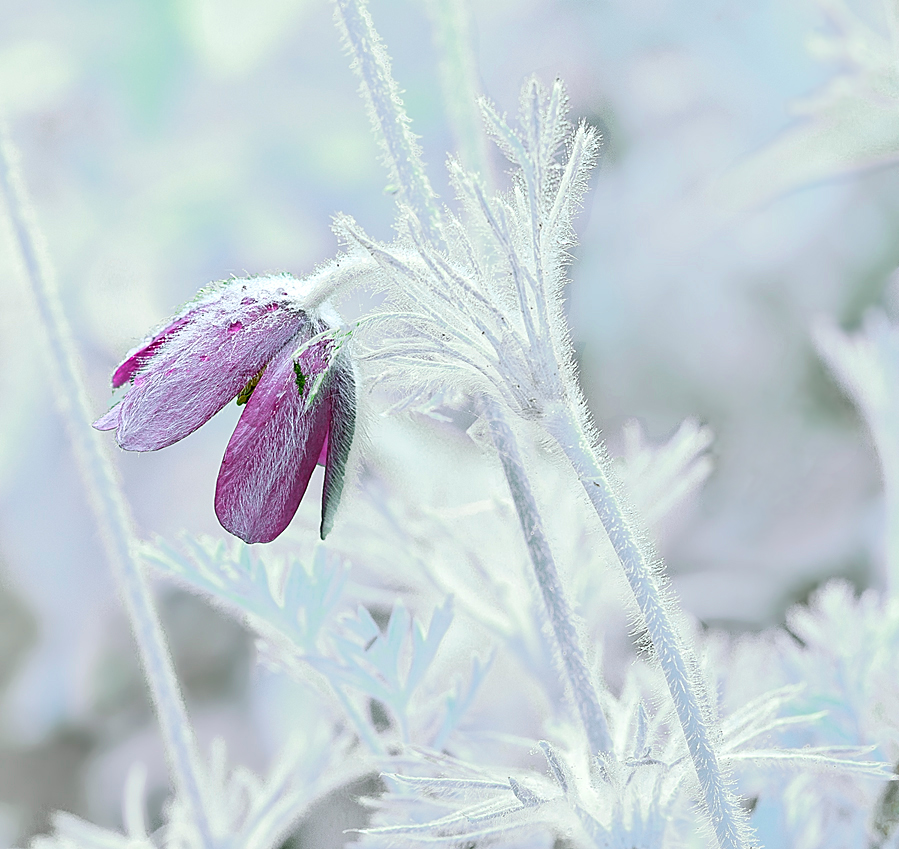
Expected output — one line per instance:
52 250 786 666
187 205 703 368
320 354 356 539
106 278 309 451
214 345 330 544
93 405 121 431
111 314 193 389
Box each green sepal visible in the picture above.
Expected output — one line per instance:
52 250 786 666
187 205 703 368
320 352 357 540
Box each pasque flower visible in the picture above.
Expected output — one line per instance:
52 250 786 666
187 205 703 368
94 274 356 544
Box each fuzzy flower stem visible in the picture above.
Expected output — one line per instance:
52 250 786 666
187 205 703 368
332 0 443 247
542 400 752 849
0 129 216 846
477 395 613 757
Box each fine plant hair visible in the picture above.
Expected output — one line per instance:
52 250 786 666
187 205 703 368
0 127 216 842
332 0 749 843
4 0 899 848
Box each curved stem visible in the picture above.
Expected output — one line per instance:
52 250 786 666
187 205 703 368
543 400 752 849
477 396 613 757
0 128 216 846
299 252 381 311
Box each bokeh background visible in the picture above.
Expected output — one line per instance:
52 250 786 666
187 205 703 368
0 0 896 842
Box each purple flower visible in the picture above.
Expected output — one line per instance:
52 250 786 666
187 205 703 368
94 275 356 544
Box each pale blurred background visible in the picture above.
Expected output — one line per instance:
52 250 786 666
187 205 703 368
0 0 896 842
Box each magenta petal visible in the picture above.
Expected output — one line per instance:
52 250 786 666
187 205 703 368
93 405 122 431
112 285 309 451
214 346 330 544
112 314 193 388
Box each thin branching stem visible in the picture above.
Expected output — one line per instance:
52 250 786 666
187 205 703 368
469 180 542 350
494 201 544 351
343 228 535 399
546 126 589 244
336 0 613 762
339 225 469 338
477 395 613 757
0 128 216 846
542 399 752 849
410 230 520 348
404 228 524 361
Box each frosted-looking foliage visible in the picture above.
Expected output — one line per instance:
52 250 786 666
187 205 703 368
144 536 484 753
815 310 899 588
165 735 366 849
615 419 714 529
6 0 899 845
333 75 754 840
143 538 351 655
347 653 887 849
711 581 899 847
343 78 598 424
332 475 559 692
710 0 899 210
352 722 689 848
30 765 155 849
30 732 361 849
814 311 899 463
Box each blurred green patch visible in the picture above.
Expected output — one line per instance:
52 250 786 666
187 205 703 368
94 0 191 131
581 107 625 168
0 568 38 696
93 587 253 726
776 554 870 626
800 343 865 430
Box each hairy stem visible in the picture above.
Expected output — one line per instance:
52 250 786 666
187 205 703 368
333 0 443 246
543 400 752 849
0 129 215 845
299 252 382 311
334 0 614 762
478 396 613 756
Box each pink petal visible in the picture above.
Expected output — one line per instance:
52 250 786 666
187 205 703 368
112 314 193 388
110 282 309 451
214 346 330 544
93 405 121 431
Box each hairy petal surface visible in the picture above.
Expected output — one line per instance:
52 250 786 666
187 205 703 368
99 287 308 451
111 313 194 389
92 404 122 432
215 345 330 544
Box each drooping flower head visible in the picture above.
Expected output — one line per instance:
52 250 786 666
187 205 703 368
94 274 356 544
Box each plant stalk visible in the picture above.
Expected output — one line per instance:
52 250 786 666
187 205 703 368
543 399 751 849
479 395 613 756
0 128 216 846
332 0 615 761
